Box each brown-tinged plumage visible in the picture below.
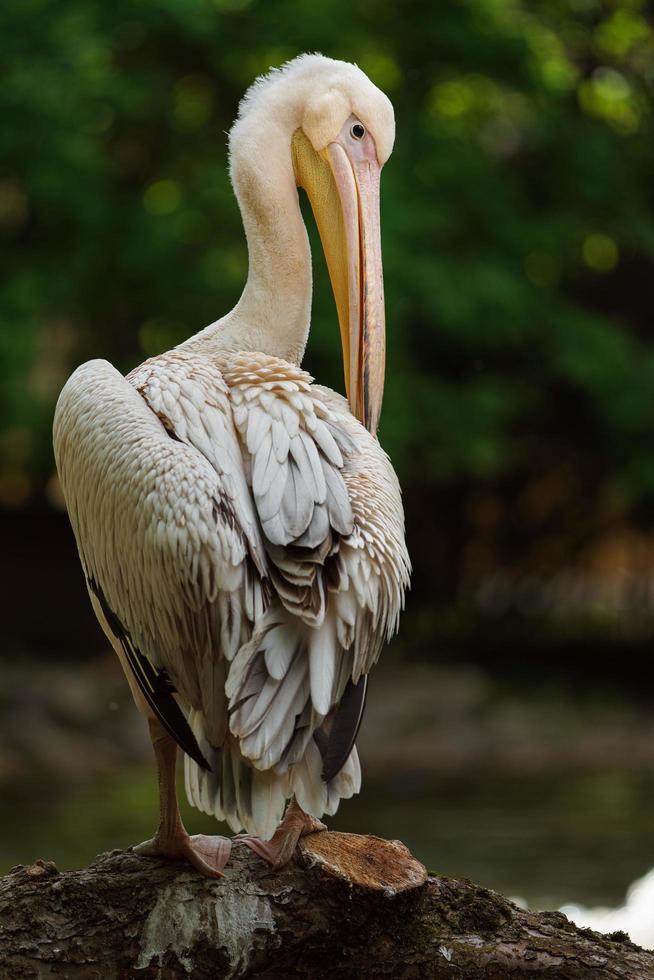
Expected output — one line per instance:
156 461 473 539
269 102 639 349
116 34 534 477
53 54 409 877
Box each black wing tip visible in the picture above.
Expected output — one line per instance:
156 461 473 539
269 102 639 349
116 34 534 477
160 717 212 772
318 675 368 783
321 759 342 783
165 701 213 772
87 576 213 774
320 730 345 783
150 700 213 773
321 746 353 783
190 745 212 772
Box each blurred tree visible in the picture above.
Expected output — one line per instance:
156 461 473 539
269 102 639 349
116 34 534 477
2 0 654 607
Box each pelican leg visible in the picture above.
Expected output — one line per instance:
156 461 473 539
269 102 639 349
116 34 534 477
134 718 231 879
235 798 326 869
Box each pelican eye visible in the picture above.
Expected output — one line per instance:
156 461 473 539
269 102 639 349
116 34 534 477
351 123 365 140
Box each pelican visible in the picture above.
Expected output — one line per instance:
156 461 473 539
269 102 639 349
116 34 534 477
53 54 410 878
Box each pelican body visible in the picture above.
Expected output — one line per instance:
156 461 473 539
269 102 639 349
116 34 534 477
53 55 410 876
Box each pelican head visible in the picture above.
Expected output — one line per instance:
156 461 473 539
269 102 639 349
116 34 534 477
230 55 395 435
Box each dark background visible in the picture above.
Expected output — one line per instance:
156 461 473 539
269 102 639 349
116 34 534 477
2 0 654 941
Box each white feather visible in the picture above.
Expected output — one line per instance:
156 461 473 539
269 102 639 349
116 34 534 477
54 333 409 839
308 621 336 715
247 406 271 454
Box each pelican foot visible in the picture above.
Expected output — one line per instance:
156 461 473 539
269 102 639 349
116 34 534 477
133 832 232 879
235 800 326 869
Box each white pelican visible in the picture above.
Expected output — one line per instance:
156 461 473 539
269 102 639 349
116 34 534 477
53 54 410 878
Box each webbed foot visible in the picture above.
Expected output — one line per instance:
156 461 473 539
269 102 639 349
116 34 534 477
134 832 232 879
235 800 326 869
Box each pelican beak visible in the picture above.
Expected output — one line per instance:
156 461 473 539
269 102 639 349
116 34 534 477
292 118 386 435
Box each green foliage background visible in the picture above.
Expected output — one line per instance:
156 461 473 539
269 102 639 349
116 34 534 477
2 0 654 581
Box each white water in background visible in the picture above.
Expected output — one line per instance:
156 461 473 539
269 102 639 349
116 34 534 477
561 867 654 950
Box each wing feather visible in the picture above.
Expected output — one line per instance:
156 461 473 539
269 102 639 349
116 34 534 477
53 354 266 758
55 348 409 817
214 356 409 786
316 676 368 782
